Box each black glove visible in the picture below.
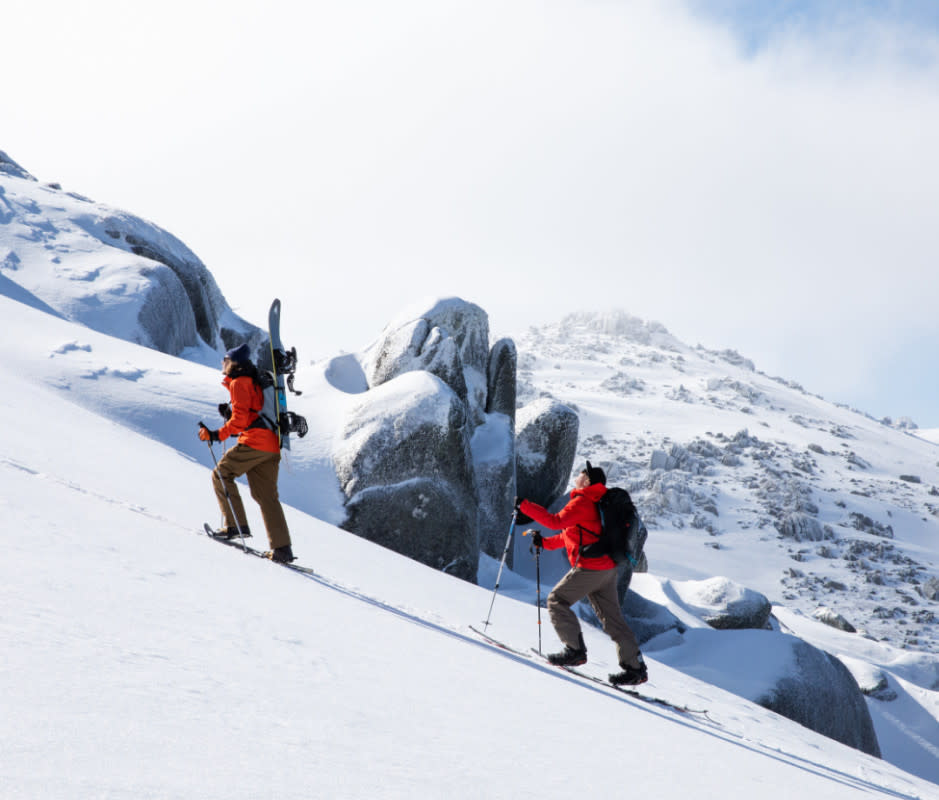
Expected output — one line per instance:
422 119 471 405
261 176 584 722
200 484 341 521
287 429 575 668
514 497 523 513
530 531 543 548
218 402 232 421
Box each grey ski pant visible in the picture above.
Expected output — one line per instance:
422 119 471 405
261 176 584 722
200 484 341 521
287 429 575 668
547 567 642 669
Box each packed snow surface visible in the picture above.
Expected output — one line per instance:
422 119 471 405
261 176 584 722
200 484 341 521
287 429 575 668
3 293 939 798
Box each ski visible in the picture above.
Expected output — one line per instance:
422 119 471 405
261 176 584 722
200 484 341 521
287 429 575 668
202 523 316 575
468 625 532 657
469 627 707 715
530 648 708 716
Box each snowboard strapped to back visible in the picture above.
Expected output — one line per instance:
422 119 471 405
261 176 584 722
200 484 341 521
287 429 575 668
247 367 308 446
221 299 306 449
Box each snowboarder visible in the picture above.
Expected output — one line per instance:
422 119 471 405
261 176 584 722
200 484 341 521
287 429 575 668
518 462 647 685
198 343 295 563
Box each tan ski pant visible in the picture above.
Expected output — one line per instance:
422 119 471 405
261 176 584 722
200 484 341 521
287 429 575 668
212 443 291 550
547 567 642 669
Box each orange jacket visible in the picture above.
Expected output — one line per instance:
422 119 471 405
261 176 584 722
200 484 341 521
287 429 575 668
218 375 280 454
520 483 615 571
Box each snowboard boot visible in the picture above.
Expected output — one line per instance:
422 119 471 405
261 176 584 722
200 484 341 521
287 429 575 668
214 525 251 540
547 634 587 667
609 655 648 686
267 545 295 563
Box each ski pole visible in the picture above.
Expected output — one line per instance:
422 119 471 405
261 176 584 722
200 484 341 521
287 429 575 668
524 530 543 654
482 508 518 629
201 425 248 551
534 538 542 654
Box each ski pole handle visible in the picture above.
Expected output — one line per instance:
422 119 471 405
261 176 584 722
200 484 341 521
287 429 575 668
522 529 543 550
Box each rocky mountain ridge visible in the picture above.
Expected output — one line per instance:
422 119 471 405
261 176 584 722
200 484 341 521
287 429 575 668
513 311 939 655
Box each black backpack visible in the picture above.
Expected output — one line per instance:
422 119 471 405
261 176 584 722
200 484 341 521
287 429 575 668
580 487 648 566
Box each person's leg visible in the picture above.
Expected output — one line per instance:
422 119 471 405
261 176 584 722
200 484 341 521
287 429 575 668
547 568 611 652
244 451 291 550
212 445 252 531
587 569 642 668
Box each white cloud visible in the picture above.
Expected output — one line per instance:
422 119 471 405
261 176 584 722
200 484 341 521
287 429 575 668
4 0 939 422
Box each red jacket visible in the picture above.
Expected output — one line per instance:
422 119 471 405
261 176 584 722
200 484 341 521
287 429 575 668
218 375 279 454
520 483 615 571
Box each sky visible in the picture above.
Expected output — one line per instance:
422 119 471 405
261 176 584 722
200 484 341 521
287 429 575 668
4 0 939 425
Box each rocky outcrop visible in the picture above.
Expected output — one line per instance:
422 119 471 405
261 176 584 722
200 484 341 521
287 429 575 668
757 639 881 757
335 298 585 580
515 398 579 508
674 577 772 630
472 413 516 564
334 371 478 581
361 298 491 425
622 588 685 645
486 338 517 416
0 154 262 358
813 606 857 633
777 512 827 542
363 317 469 408
343 479 478 580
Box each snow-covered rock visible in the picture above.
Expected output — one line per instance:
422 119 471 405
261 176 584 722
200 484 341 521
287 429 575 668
673 576 773 630
361 297 490 426
515 398 580 508
622 588 686 645
658 628 881 757
0 150 34 180
813 606 857 633
0 153 262 362
337 298 570 576
334 371 478 581
758 638 881 757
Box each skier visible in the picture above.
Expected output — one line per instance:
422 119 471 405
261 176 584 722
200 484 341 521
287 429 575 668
198 343 295 563
518 462 647 685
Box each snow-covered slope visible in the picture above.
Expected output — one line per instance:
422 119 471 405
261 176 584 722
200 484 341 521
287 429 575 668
0 151 259 363
509 312 939 649
2 294 938 799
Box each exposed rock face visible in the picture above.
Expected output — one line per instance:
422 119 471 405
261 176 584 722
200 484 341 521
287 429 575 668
486 338 517 416
363 317 469 407
813 606 857 633
334 371 479 582
778 512 827 542
757 639 882 757
343 479 478 581
621 588 685 645
515 398 580 508
920 577 939 601
335 298 592 580
472 413 516 564
361 298 490 425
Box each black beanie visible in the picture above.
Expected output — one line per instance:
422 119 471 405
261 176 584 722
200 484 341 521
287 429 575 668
584 460 607 486
225 343 252 364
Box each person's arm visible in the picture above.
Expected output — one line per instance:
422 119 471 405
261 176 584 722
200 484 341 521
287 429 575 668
218 378 256 440
519 496 590 532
